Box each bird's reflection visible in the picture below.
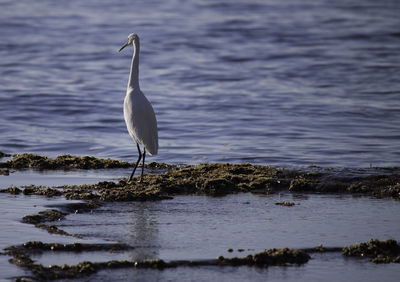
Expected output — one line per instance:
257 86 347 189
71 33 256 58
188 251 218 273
126 202 160 261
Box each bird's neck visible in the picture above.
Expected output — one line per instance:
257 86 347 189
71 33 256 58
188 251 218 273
128 40 140 90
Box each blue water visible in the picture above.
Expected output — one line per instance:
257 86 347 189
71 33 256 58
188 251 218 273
0 0 399 167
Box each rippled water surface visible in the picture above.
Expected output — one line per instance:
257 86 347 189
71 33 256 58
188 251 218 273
1 0 399 167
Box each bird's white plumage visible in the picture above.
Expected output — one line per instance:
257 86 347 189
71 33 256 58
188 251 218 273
124 87 158 155
120 33 158 157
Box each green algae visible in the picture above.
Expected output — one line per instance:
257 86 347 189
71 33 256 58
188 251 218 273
342 239 400 263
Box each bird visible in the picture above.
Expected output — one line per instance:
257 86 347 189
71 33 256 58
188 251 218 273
119 33 158 182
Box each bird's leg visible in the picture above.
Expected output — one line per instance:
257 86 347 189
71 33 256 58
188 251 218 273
139 148 146 183
129 143 142 182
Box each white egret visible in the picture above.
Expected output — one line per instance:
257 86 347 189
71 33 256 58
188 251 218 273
119 33 158 182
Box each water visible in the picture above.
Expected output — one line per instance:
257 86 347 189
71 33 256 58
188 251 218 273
1 0 400 281
0 0 399 167
54 194 400 260
31 193 400 281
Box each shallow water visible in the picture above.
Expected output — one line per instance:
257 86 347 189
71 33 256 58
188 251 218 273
1 171 400 280
0 0 399 167
31 193 400 281
84 255 400 282
0 193 96 280
54 194 400 260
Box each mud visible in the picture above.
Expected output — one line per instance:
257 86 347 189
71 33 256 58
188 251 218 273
0 153 174 170
342 239 400 263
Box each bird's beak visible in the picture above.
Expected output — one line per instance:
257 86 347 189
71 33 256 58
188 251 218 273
119 41 129 52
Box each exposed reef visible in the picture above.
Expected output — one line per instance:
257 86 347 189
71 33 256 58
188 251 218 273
1 162 399 201
1 152 399 200
5 239 399 281
4 242 309 280
0 150 11 158
22 209 79 238
1 152 399 280
0 152 174 170
275 201 295 206
342 239 400 263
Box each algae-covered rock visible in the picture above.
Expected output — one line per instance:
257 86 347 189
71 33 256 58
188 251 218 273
23 185 63 197
0 153 132 170
275 201 295 206
0 152 175 170
1 153 399 200
342 239 400 263
0 186 21 194
289 176 314 192
22 209 66 224
219 248 310 267
0 168 10 175
0 151 11 158
373 183 400 200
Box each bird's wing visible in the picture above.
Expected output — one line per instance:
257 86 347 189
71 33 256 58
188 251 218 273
124 91 158 155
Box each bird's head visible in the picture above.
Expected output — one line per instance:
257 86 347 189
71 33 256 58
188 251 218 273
119 33 139 52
